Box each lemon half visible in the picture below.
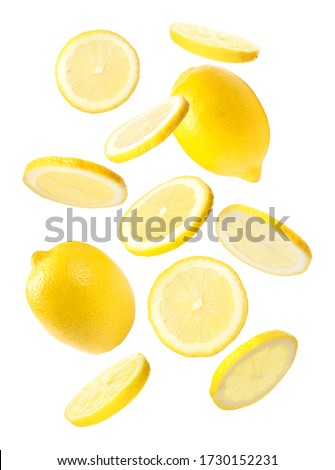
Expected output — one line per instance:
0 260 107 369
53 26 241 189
105 96 189 162
23 157 127 208
170 23 259 63
210 331 298 410
121 176 213 256
216 204 312 275
148 256 248 357
56 30 139 113
65 354 150 426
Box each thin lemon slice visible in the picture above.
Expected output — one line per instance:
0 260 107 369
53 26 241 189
105 96 189 162
23 157 127 208
148 256 248 357
210 331 298 410
170 23 259 63
216 204 312 275
65 354 150 427
120 176 213 256
56 30 139 113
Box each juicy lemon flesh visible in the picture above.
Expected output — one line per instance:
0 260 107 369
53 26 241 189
66 40 131 102
160 267 234 343
134 184 196 240
170 23 259 62
65 354 150 426
121 177 213 256
217 205 312 275
115 101 173 147
35 170 116 206
149 257 248 356
211 332 297 409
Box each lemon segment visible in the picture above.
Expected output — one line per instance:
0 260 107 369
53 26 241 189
120 176 213 256
216 204 312 275
210 331 298 410
105 96 189 162
65 354 150 426
170 23 259 63
23 157 127 208
148 256 248 357
56 30 139 113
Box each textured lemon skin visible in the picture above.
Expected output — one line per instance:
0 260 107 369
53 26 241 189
65 354 150 427
148 256 248 357
170 24 259 63
216 204 312 275
26 242 135 354
55 30 140 114
105 96 189 162
210 330 298 410
121 176 214 256
172 66 270 182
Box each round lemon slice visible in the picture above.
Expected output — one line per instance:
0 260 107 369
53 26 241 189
148 256 248 357
105 96 189 162
120 176 213 256
216 204 312 275
170 23 259 63
65 353 150 427
23 157 127 208
210 331 298 410
56 30 139 113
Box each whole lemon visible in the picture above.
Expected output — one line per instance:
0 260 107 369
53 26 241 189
26 241 135 354
172 65 270 182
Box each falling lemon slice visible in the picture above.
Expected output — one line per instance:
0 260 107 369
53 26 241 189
56 30 139 113
216 204 312 275
210 331 298 410
65 353 150 427
23 157 127 208
120 176 213 256
105 96 189 162
148 256 248 357
170 23 259 63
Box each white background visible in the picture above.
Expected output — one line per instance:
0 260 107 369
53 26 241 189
0 0 334 468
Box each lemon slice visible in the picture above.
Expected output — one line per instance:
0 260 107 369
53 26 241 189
120 176 213 256
105 96 189 162
23 157 127 208
210 331 298 410
170 23 259 63
65 354 150 427
148 256 248 357
56 30 139 113
216 204 312 275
